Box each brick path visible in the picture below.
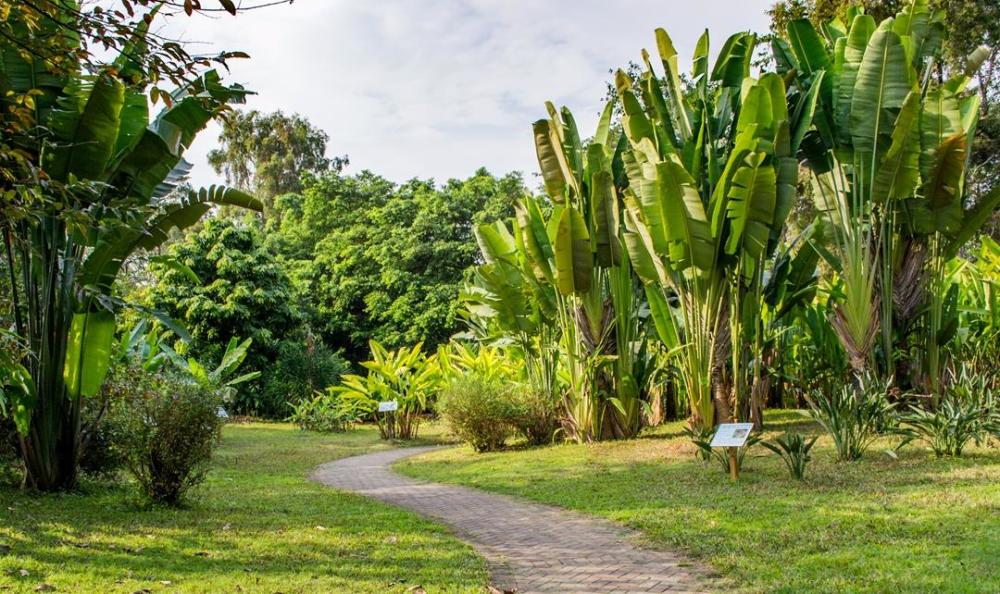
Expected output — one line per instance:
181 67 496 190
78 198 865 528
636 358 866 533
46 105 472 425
311 446 711 594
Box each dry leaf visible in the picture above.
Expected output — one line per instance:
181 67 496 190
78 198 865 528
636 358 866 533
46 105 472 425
18 569 29 577
34 585 55 592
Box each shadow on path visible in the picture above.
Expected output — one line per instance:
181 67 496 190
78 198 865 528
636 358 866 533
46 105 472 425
311 446 712 594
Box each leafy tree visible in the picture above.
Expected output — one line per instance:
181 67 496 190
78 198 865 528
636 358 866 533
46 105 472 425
208 110 347 210
150 218 300 417
273 168 522 362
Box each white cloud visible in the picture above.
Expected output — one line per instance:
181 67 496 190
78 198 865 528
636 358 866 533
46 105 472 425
170 0 775 188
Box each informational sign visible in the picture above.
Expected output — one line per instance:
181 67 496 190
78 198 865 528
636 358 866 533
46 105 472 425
710 423 754 448
378 400 399 413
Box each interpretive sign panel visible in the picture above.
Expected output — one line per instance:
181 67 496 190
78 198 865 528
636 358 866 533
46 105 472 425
710 423 754 448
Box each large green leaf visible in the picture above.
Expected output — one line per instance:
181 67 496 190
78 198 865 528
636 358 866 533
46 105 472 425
591 170 621 267
658 159 714 271
46 74 125 183
474 221 518 266
872 90 922 203
553 205 592 295
787 19 830 75
922 133 967 234
533 119 567 201
63 311 116 399
655 28 693 141
711 32 754 88
725 152 778 266
834 15 876 145
919 88 963 181
850 26 912 162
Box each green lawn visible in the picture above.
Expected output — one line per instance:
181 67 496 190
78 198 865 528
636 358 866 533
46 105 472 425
0 424 486 594
398 411 1000 594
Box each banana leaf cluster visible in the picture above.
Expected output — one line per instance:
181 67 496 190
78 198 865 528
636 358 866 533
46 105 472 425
777 0 1000 393
0 5 260 490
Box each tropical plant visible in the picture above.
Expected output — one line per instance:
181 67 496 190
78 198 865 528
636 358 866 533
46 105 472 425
328 341 440 440
762 432 819 479
107 369 223 505
287 391 368 433
161 337 262 406
472 96 655 442
900 366 999 455
439 376 521 453
806 373 898 460
616 27 806 430
776 0 1000 394
0 9 261 490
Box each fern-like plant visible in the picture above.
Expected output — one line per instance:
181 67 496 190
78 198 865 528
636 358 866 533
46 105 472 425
762 432 818 480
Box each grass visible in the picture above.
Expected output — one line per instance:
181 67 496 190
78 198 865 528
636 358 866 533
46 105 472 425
397 410 1000 594
0 423 486 594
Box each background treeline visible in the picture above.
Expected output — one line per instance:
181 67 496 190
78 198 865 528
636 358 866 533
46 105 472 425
140 113 522 417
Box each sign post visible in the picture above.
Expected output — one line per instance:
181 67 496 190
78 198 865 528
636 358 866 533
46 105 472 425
710 423 754 482
378 401 398 439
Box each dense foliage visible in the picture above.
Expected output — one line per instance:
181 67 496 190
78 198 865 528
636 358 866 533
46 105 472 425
149 218 301 416
271 168 522 362
107 369 223 504
0 4 260 490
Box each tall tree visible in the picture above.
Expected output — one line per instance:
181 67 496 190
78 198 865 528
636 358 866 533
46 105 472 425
207 110 347 211
149 218 301 417
273 169 522 362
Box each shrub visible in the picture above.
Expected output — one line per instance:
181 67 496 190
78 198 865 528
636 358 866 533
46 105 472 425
806 373 898 461
109 370 223 505
288 390 370 432
439 377 520 452
901 369 998 457
261 336 349 419
512 386 560 446
762 433 818 480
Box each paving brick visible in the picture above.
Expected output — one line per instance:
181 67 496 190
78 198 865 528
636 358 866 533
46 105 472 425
311 446 712 594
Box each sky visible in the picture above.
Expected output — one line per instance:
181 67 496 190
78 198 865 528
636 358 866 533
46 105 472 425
172 0 776 189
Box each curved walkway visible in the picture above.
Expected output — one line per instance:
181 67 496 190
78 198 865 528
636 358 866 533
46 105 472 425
311 446 711 594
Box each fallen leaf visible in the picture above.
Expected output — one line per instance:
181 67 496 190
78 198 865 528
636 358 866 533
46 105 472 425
222 523 232 531
406 587 426 594
159 580 172 586
18 569 29 577
314 526 326 531
34 585 55 592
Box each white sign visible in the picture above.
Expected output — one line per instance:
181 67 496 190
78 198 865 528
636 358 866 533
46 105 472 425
710 423 754 448
378 400 399 413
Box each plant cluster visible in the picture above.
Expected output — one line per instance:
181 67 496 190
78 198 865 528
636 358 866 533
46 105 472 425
328 341 440 440
287 391 370 433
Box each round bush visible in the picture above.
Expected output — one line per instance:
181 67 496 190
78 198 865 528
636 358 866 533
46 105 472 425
108 369 223 505
439 377 521 453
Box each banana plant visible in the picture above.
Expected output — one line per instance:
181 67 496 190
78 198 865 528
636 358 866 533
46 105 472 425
617 27 804 429
776 0 999 396
0 8 261 490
